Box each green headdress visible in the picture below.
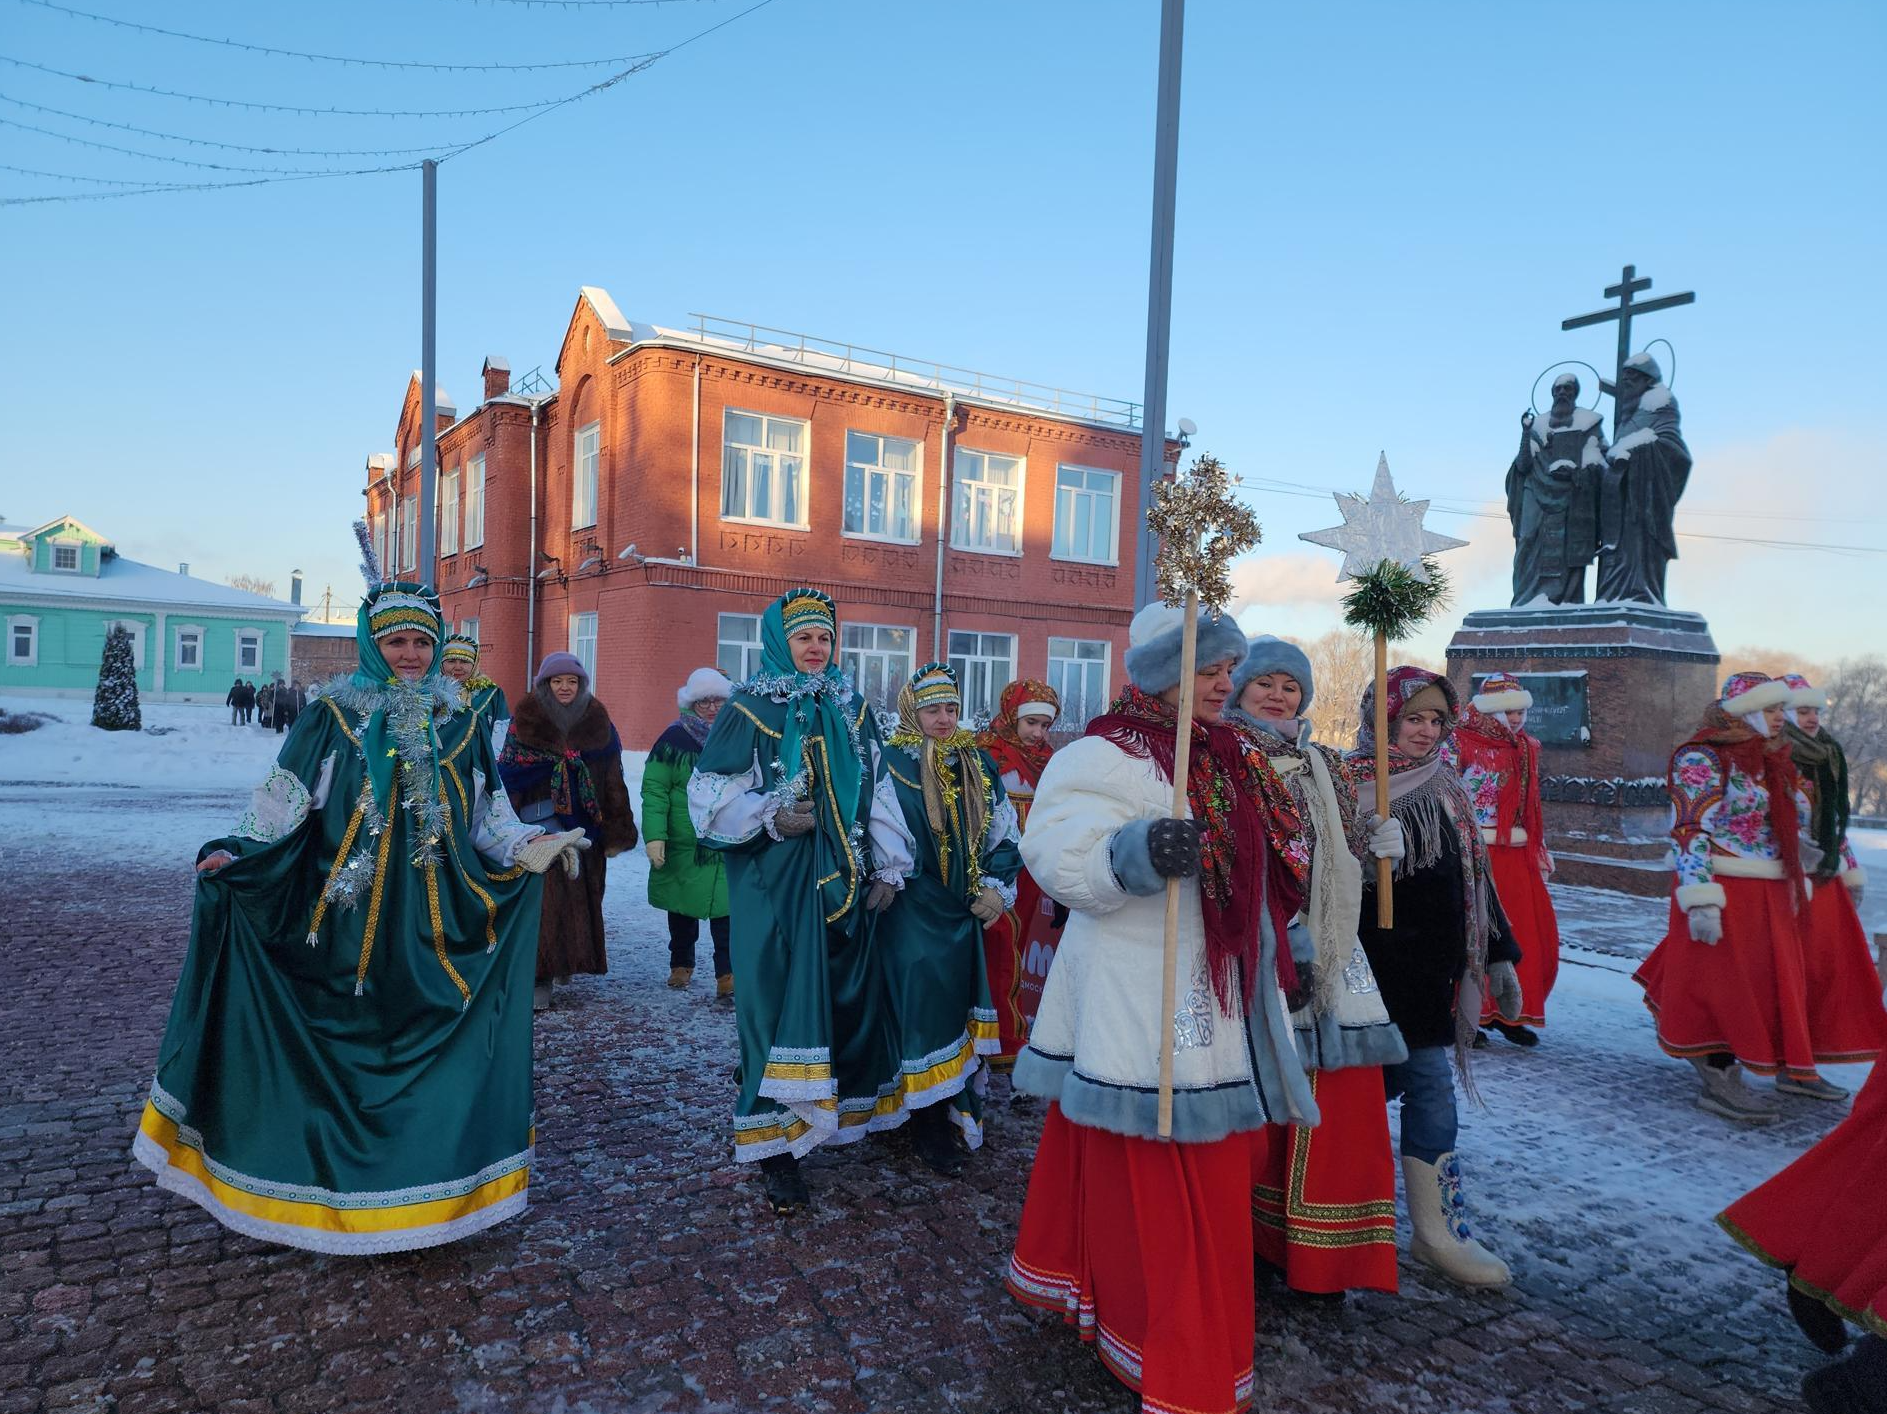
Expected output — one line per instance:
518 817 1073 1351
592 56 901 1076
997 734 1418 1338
755 586 863 837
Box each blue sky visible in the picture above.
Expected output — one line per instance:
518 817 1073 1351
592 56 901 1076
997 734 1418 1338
3 0 1882 661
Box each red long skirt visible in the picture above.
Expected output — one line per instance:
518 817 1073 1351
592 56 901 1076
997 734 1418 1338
1719 1046 1887 1337
1251 1067 1398 1294
983 872 1064 1066
1633 876 1882 1078
1799 881 1887 1055
1480 843 1560 1027
1007 1105 1256 1414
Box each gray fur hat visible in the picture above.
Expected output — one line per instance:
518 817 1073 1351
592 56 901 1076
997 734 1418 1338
1231 634 1315 716
1124 602 1250 694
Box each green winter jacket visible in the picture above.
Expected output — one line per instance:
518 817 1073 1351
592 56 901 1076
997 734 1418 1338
642 718 730 919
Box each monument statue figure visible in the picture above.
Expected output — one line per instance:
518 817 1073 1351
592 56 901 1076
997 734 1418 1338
1506 372 1606 605
1596 352 1690 605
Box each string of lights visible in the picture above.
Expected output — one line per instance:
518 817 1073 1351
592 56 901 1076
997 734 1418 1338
13 0 663 73
0 115 429 175
0 159 189 186
0 91 481 156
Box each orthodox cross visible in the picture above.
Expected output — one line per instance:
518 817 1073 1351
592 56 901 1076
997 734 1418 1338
1560 262 1695 405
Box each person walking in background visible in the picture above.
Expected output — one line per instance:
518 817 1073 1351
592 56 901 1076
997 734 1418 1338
1636 671 1885 1120
1443 673 1561 1048
498 652 639 1012
275 678 301 735
225 677 243 726
644 667 735 996
237 680 255 725
256 680 274 731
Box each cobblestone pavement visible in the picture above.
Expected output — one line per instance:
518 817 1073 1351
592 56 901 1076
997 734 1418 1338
1 800 1859 1414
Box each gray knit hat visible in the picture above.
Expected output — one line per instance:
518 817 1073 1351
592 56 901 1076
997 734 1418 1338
1124 602 1249 694
1231 634 1315 716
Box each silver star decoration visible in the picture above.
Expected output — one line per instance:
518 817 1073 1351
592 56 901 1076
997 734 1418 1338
1298 453 1466 583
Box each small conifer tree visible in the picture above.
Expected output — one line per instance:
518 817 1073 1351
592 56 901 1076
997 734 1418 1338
91 623 142 731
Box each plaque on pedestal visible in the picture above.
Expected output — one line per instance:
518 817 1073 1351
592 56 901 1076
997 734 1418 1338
1447 603 1720 895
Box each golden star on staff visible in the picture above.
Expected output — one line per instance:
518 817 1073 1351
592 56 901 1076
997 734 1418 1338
1299 452 1466 584
1145 453 1262 613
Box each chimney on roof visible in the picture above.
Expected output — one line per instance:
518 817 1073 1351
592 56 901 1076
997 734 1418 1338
179 562 190 577
482 356 511 401
291 570 303 605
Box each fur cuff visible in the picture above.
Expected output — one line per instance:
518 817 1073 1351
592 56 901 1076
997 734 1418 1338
1471 687 1533 713
1788 685 1829 709
1107 819 1167 897
1675 881 1727 910
1720 680 1791 716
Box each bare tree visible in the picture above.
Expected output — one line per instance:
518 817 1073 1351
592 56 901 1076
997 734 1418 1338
1303 630 1374 752
1724 644 1830 684
226 573 278 598
1826 655 1887 816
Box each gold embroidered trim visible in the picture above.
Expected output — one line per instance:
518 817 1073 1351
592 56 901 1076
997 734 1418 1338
304 791 368 943
730 699 783 739
425 858 472 1007
353 796 399 993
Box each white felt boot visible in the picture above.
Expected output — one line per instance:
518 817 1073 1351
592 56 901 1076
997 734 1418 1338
1403 1153 1512 1288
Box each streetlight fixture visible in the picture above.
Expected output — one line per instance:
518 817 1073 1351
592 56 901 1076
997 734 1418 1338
465 563 490 589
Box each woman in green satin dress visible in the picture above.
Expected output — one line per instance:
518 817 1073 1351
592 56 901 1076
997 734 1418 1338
133 580 585 1254
687 586 916 1213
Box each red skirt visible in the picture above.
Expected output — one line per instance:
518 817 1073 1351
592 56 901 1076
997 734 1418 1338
1251 1067 1398 1294
1633 876 1881 1079
983 870 1065 1066
1480 843 1560 1027
1719 1048 1887 1337
1007 1105 1256 1414
1799 881 1887 1058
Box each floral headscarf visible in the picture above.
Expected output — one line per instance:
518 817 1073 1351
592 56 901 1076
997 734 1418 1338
977 678 1059 782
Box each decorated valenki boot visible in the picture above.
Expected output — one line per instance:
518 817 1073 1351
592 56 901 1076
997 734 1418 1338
1690 1057 1780 1124
1403 1152 1511 1288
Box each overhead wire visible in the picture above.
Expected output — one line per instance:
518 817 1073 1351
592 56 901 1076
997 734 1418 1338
0 92 482 156
11 0 664 73
0 115 410 174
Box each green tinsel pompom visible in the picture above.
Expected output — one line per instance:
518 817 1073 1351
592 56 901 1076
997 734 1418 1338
1341 557 1451 641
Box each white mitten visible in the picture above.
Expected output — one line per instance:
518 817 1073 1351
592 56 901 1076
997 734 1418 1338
517 829 590 876
646 840 667 869
1686 905 1723 945
1367 815 1406 862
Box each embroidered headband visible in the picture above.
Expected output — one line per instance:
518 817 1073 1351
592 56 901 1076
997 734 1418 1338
907 662 960 709
780 588 836 638
366 586 442 643
440 632 479 663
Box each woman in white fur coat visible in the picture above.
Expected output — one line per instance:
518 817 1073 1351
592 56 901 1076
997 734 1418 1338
1004 602 1308 1414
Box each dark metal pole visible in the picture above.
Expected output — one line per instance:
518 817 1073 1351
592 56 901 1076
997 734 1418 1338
418 159 439 587
1134 0 1185 609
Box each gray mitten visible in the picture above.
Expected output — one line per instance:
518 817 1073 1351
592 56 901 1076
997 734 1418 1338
1146 818 1201 879
866 881 899 913
773 798 816 838
1487 960 1524 1022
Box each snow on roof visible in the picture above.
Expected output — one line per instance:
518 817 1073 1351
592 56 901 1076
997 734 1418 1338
0 541 304 617
0 521 32 541
579 286 634 343
292 620 357 637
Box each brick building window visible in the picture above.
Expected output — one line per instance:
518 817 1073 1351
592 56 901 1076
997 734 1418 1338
440 468 460 556
465 454 486 549
843 432 921 544
573 423 600 530
569 612 598 680
458 616 480 645
947 630 1015 727
1051 465 1120 565
7 615 37 666
372 509 391 578
717 613 763 683
841 623 914 712
721 411 808 528
1047 636 1110 727
400 495 418 571
951 450 1023 556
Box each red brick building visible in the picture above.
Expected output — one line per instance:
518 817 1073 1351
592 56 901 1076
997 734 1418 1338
364 288 1163 748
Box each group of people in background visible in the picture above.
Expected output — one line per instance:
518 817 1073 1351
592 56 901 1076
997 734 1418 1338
142 570 1881 1414
223 673 304 732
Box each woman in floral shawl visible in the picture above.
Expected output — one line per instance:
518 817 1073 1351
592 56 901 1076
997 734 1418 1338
1442 673 1561 1046
687 587 915 1214
879 663 1021 1174
1634 671 1883 1122
1349 666 1521 1289
975 678 1065 1061
134 571 585 1254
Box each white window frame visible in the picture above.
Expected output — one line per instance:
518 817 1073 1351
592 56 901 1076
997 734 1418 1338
236 627 265 674
105 619 147 671
947 629 1016 727
174 623 205 673
717 612 764 684
1047 636 1112 728
572 422 600 530
439 467 461 557
6 614 37 667
399 494 418 572
569 611 598 681
372 509 391 579
840 622 916 712
1051 464 1122 566
49 539 82 573
458 616 479 645
720 409 810 529
842 431 923 545
951 448 1025 557
464 454 486 550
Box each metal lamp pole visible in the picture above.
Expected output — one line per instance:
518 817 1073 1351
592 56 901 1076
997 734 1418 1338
1133 0 1185 609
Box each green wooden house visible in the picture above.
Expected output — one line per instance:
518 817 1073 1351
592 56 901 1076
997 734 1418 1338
0 516 305 703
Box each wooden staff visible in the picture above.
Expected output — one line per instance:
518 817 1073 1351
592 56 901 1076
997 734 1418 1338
1156 591 1201 1140
1373 629 1393 928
